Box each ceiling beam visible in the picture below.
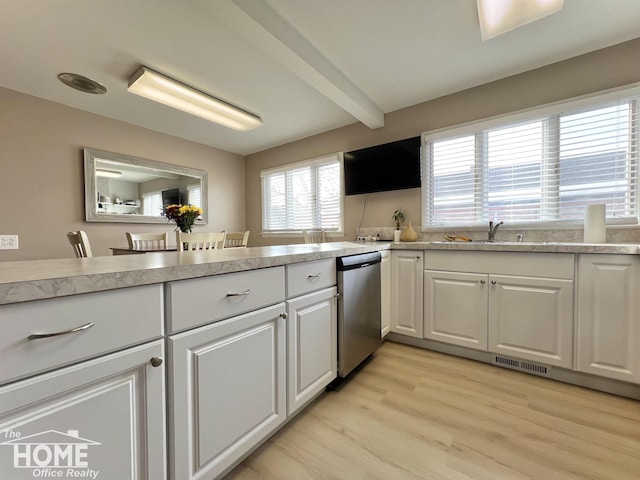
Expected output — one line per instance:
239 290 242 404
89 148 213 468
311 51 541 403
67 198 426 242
211 0 385 129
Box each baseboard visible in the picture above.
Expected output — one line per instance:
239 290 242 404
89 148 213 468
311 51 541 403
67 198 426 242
385 334 640 400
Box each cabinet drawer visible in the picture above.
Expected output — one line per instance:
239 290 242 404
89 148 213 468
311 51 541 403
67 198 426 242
425 251 574 279
286 259 336 298
0 285 163 384
166 266 285 332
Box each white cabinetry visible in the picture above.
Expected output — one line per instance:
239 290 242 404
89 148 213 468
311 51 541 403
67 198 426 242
0 286 166 480
380 250 391 337
167 267 286 480
424 251 574 368
424 270 488 350
168 303 286 480
285 259 337 416
286 288 337 415
488 273 573 367
577 254 640 383
391 251 423 338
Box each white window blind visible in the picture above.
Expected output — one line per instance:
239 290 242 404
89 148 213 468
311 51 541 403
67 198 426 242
187 184 201 208
143 191 163 217
261 153 343 233
424 89 639 227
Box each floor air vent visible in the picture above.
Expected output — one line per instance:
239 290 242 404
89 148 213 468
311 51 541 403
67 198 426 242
492 355 551 377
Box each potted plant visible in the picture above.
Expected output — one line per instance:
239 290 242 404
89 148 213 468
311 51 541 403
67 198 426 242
392 209 404 242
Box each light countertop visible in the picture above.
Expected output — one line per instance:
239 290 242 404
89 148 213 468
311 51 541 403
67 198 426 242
1 240 638 305
0 242 390 305
394 240 640 254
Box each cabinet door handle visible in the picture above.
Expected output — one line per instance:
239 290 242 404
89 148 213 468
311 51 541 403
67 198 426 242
307 273 321 278
150 357 163 367
491 280 497 285
28 321 95 340
280 312 288 319
480 280 486 284
226 289 251 297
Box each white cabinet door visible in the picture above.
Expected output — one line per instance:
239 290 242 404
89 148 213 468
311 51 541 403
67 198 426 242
168 303 287 480
380 250 391 337
390 251 423 338
489 275 574 368
424 270 488 350
286 287 337 415
0 341 166 480
577 255 640 383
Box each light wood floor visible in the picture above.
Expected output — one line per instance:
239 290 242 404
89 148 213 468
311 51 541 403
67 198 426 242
225 341 640 480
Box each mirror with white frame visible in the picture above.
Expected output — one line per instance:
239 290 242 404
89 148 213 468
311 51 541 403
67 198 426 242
84 148 208 224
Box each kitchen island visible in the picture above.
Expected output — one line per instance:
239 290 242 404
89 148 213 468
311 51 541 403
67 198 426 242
1 240 639 480
0 241 390 305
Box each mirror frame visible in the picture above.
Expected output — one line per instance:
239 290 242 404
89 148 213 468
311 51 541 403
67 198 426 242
84 148 208 224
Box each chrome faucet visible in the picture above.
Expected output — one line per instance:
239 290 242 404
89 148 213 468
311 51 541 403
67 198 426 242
488 220 503 242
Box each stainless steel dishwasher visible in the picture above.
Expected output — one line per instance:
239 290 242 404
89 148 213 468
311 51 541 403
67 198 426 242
336 251 382 378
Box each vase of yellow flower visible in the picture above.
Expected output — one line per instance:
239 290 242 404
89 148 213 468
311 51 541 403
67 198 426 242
163 204 203 233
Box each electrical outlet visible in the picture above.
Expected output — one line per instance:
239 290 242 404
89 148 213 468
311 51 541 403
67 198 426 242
0 235 19 250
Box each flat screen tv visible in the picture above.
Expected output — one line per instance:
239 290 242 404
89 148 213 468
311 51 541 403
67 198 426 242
161 188 181 207
343 136 421 195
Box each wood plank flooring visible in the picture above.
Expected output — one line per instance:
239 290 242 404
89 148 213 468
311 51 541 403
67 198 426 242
225 341 640 480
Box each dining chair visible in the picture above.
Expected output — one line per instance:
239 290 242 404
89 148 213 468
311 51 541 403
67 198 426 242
223 230 250 248
176 231 226 251
303 229 326 244
126 232 169 251
67 230 93 258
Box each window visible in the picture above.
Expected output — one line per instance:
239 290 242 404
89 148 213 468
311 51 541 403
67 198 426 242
143 191 163 217
187 184 201 208
423 88 639 228
261 153 343 234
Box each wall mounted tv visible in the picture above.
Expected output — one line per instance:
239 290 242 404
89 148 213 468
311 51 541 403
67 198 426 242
161 188 182 207
343 136 421 196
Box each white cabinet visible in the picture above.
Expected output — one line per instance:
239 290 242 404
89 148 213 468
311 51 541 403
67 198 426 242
488 274 573 368
380 250 391 337
168 303 287 480
424 270 488 350
577 254 640 383
285 258 337 415
390 251 423 338
424 251 574 368
166 266 285 332
0 340 166 480
0 284 163 384
286 287 337 415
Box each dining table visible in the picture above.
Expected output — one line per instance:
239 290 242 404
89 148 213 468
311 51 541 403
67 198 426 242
110 247 178 255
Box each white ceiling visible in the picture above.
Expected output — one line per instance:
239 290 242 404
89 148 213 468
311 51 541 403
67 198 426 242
1 0 639 156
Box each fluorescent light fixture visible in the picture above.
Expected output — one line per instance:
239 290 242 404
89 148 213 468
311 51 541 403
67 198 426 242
127 66 263 131
477 0 564 40
96 169 122 178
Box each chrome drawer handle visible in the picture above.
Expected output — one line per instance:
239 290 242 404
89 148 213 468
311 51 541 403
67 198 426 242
226 289 251 297
308 273 321 278
28 322 95 340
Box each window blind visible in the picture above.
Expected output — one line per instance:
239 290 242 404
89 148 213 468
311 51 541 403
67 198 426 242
187 184 201 208
261 153 343 233
424 90 639 227
143 191 163 217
